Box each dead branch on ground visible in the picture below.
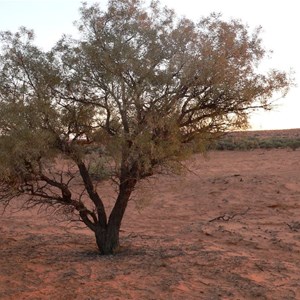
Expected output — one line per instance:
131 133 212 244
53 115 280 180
208 207 250 223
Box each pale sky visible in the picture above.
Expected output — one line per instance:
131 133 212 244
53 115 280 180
0 0 299 130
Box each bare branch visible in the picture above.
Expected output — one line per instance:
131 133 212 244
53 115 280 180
208 207 251 223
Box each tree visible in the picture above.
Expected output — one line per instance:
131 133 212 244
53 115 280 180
0 0 291 254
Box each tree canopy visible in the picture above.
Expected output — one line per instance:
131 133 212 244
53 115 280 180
0 0 291 254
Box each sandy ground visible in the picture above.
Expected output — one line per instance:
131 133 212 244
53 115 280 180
1 148 300 299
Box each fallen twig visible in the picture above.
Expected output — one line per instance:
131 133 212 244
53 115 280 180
208 207 250 223
286 222 300 232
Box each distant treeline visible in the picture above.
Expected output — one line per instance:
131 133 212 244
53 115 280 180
210 132 300 151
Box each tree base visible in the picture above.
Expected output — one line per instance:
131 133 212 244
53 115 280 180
95 225 120 255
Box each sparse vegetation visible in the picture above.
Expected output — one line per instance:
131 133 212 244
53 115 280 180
210 131 300 151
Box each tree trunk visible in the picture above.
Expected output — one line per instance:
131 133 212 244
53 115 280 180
95 181 136 254
95 164 138 255
95 224 120 255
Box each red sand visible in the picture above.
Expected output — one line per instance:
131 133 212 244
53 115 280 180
1 149 300 299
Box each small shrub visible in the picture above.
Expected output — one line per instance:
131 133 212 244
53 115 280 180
287 140 300 151
88 156 111 181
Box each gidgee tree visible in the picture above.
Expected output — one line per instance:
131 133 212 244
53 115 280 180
0 0 291 254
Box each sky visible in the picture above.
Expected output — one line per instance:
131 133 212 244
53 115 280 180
0 0 299 130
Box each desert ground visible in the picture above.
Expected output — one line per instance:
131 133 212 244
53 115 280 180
1 145 300 299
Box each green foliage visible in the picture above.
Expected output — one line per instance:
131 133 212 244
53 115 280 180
87 153 112 181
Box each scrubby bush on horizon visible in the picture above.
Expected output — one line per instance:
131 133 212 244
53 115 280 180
211 135 300 151
0 0 292 254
